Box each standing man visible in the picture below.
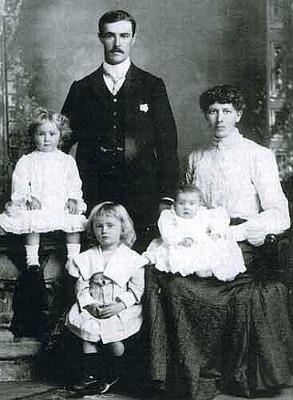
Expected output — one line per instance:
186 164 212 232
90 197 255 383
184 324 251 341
62 10 179 248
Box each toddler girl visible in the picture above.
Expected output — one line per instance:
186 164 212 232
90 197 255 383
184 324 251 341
66 202 148 395
145 184 246 281
0 108 86 265
0 109 86 339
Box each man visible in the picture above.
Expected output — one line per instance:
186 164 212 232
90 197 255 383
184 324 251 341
62 10 179 247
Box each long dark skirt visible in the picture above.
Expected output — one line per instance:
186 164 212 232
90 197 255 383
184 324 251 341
144 243 293 399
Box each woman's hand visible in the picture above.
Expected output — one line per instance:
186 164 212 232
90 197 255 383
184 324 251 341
98 302 126 319
66 198 78 214
26 196 41 210
246 224 265 247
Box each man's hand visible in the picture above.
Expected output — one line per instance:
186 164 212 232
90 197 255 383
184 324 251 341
98 302 126 319
26 196 41 210
178 237 194 247
66 198 78 214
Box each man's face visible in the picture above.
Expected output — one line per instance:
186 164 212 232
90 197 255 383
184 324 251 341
99 20 136 65
205 102 242 139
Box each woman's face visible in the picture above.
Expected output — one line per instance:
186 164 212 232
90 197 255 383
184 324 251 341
205 102 242 139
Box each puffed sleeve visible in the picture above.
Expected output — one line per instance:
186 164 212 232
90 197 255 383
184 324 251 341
10 155 32 204
244 148 290 243
116 266 145 308
229 148 290 246
65 155 86 212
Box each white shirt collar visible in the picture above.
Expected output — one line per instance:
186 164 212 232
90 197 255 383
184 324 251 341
212 127 243 149
103 57 131 81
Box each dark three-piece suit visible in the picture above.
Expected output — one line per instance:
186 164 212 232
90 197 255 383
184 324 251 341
62 63 179 240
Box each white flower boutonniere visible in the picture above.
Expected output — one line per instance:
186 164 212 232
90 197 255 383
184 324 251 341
139 103 149 113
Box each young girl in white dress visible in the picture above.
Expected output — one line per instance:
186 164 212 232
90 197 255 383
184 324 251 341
144 184 246 281
65 202 148 395
0 109 86 268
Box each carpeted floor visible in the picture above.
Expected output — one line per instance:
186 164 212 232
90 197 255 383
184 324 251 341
1 382 293 400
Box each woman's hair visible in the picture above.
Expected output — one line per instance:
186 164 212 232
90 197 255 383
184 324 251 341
98 10 136 36
175 183 205 204
199 85 246 113
86 202 137 247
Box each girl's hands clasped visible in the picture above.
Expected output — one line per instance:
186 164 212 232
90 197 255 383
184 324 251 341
98 302 126 319
84 301 126 319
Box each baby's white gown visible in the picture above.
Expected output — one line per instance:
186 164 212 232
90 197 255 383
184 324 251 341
0 150 86 234
145 207 246 281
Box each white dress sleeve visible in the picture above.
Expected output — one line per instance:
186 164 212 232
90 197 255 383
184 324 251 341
65 155 86 212
158 209 183 245
10 155 32 204
65 252 97 308
240 149 290 245
116 267 145 308
76 277 97 309
249 149 290 233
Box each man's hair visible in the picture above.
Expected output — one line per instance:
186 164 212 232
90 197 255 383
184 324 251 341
98 10 136 36
199 85 246 113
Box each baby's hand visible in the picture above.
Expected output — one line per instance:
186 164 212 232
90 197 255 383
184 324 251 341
26 196 41 210
178 237 194 247
209 233 221 241
98 301 126 319
83 304 100 318
66 198 78 214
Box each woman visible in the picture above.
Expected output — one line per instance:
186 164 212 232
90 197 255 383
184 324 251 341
145 85 293 399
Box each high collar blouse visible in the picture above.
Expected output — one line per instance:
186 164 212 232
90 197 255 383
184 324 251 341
185 128 290 236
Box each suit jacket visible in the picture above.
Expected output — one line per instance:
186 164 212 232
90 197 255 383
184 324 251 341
62 63 179 230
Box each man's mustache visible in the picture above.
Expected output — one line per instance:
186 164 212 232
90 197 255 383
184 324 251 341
111 48 124 53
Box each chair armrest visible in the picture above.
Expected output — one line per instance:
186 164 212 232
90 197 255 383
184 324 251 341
264 229 292 245
262 229 293 283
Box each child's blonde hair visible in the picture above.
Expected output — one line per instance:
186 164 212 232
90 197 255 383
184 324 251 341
28 108 71 145
86 202 137 247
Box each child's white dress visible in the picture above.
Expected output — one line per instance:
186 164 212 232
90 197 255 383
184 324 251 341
66 244 148 344
144 207 246 281
0 150 86 233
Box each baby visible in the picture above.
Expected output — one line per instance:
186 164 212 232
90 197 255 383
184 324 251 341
144 184 246 281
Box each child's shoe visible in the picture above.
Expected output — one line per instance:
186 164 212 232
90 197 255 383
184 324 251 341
98 377 120 394
71 373 101 394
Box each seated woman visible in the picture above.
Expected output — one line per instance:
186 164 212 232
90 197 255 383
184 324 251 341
144 85 293 400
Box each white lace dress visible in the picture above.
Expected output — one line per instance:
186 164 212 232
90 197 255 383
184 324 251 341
144 207 246 281
0 150 87 234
